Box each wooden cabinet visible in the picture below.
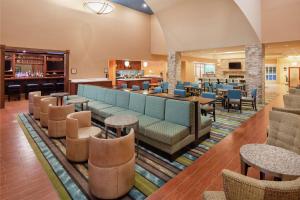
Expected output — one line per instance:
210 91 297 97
115 60 141 70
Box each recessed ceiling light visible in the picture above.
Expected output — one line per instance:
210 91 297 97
143 3 147 8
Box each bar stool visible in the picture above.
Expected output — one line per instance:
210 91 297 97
41 83 56 95
56 82 64 92
6 84 21 101
25 83 40 99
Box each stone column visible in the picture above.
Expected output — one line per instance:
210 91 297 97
167 51 181 94
245 44 265 104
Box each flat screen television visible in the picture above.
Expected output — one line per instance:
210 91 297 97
47 61 64 71
229 62 241 70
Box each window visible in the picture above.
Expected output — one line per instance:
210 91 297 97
194 63 216 78
265 65 276 80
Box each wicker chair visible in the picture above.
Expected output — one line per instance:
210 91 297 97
40 97 57 128
203 169 300 200
89 129 135 199
267 111 300 155
48 104 75 138
28 91 41 114
66 111 101 162
33 95 47 120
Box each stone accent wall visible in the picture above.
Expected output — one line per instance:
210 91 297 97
167 51 181 94
245 44 265 104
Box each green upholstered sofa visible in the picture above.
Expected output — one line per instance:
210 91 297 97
66 84 212 156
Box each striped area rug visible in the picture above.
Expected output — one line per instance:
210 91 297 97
18 106 259 200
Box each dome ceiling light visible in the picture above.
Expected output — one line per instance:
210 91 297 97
83 0 114 15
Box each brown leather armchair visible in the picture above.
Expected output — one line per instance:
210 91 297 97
48 104 75 138
88 129 135 199
29 91 41 114
40 97 57 128
66 111 101 162
33 95 47 120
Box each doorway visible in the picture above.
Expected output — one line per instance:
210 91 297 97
288 67 300 87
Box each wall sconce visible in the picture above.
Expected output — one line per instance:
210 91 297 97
124 60 130 68
143 61 148 67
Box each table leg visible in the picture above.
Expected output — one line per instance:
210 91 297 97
60 97 63 106
241 158 249 176
105 126 108 139
116 128 121 137
135 122 140 158
260 171 265 180
56 98 59 106
81 103 83 111
213 102 216 122
194 101 199 145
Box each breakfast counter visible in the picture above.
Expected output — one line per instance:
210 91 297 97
69 78 112 95
116 78 151 88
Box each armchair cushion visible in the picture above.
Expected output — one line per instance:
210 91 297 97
137 115 161 134
78 127 101 139
144 121 189 145
89 102 113 114
77 84 85 96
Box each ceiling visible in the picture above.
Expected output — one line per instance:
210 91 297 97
111 0 153 14
182 41 300 60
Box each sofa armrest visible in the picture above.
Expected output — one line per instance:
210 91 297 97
272 107 300 115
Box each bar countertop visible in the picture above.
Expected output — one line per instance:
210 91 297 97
70 78 110 83
5 76 64 81
116 78 151 81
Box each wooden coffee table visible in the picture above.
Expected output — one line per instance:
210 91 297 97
104 114 140 157
50 92 69 105
67 98 89 111
240 144 300 181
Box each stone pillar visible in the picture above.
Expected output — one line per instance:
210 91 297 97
245 44 265 104
167 51 181 94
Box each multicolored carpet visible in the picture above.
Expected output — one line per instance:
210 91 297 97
18 106 260 200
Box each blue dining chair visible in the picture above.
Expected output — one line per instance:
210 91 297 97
203 82 210 92
227 89 242 113
161 82 169 93
143 81 150 90
177 80 183 85
176 83 185 90
201 92 216 121
184 82 191 86
153 86 163 93
174 89 186 97
132 85 140 91
121 83 127 89
223 85 234 90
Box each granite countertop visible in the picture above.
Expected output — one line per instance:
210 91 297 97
70 78 109 83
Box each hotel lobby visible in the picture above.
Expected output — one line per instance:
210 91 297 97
1 0 300 199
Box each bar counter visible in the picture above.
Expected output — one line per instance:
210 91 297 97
69 78 112 95
116 78 151 88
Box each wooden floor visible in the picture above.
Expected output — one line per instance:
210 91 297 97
0 86 285 200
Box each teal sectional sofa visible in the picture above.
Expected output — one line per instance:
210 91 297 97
66 84 212 157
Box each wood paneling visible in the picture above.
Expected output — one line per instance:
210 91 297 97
0 45 5 108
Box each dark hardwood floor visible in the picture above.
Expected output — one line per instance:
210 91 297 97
0 85 285 200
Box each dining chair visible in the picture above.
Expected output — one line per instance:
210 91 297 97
121 83 127 89
242 88 257 110
201 92 216 121
174 89 187 97
153 86 163 93
203 82 210 92
227 89 242 113
132 85 140 91
176 83 185 90
183 82 191 86
142 81 150 90
161 82 169 93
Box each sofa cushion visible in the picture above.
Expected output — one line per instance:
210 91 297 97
144 121 189 145
95 87 107 102
137 115 161 134
83 85 97 99
129 93 146 114
200 116 212 129
77 84 85 96
117 110 143 117
97 107 126 118
145 96 166 120
89 102 113 115
104 89 117 105
165 99 191 127
116 90 130 109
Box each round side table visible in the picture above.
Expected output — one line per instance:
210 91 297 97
50 92 69 106
67 98 89 111
240 144 300 181
104 114 140 157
